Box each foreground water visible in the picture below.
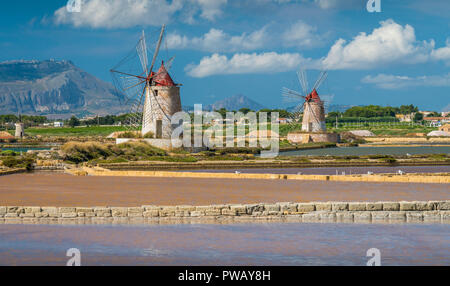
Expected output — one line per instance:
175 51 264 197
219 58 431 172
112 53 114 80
0 223 448 266
280 146 450 156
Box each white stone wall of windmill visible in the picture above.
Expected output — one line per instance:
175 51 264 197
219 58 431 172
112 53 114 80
282 69 340 144
110 25 183 150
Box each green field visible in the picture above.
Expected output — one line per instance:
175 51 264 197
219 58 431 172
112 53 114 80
329 125 437 136
23 126 128 137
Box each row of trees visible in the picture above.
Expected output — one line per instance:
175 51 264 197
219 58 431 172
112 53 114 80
327 105 420 119
0 114 48 125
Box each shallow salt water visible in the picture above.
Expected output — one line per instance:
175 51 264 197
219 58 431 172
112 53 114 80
279 146 450 156
0 223 448 266
184 165 450 175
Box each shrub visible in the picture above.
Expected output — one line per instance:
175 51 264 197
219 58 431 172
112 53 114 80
117 141 167 157
117 131 142 138
1 156 34 170
61 141 113 163
143 131 154 138
380 157 397 164
61 141 167 163
0 150 18 156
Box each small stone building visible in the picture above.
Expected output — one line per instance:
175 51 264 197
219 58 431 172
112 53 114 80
439 124 450 133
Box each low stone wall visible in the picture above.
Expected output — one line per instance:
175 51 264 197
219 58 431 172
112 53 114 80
365 137 450 144
0 168 26 176
1 201 449 225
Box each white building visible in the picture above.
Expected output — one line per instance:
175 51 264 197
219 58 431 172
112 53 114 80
54 121 64 128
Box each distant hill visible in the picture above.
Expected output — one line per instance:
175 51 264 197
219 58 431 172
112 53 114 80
0 60 126 117
206 94 266 111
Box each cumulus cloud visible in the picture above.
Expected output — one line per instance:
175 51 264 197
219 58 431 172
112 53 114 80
194 0 227 21
168 21 322 52
186 52 317 77
322 19 435 70
282 20 323 48
361 73 450 89
314 0 339 9
431 38 450 65
53 0 226 28
167 27 268 52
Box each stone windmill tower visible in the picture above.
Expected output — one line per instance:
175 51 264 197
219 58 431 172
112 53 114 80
283 70 329 132
301 89 326 132
111 25 182 139
142 61 181 138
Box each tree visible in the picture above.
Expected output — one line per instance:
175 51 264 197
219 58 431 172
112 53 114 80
398 104 418 115
428 111 441 117
68 116 80 128
214 108 228 118
238 108 251 114
327 111 341 118
414 112 423 122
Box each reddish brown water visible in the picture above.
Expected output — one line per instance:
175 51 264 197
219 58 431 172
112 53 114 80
0 223 448 266
0 173 449 206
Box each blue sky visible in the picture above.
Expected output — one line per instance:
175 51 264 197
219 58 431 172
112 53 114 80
0 0 449 111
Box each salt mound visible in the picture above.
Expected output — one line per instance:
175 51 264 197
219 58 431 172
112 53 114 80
0 131 14 139
427 130 450 137
348 130 375 137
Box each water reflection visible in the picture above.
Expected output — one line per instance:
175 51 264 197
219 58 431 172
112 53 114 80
0 223 448 266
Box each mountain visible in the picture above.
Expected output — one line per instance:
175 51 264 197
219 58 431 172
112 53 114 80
0 60 126 117
206 94 266 111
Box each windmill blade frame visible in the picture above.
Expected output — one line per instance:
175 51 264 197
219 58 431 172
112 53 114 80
312 70 328 91
136 30 149 75
148 25 166 77
318 94 335 111
282 87 305 103
297 69 309 96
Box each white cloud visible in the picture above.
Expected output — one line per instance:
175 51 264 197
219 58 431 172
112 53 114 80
282 20 323 48
361 73 450 89
322 19 435 70
167 27 268 52
314 0 339 9
168 21 322 52
431 38 450 65
53 0 226 28
194 0 227 21
186 52 317 77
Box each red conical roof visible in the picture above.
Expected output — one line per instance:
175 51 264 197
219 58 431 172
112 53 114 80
306 89 321 103
153 61 175 86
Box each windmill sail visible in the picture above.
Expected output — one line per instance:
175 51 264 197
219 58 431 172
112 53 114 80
282 69 328 132
110 25 182 138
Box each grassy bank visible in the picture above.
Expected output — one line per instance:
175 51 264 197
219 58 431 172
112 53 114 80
330 125 437 136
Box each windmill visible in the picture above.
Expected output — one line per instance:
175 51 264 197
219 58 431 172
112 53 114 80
282 69 333 133
111 25 182 138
